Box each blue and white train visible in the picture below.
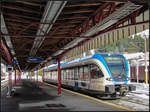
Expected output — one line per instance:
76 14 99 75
44 53 136 98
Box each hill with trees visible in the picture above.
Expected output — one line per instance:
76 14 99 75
98 35 149 53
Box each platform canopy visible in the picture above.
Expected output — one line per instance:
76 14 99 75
1 0 149 71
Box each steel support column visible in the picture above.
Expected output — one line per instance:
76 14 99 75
58 58 61 95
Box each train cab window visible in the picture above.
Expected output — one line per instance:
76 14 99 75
90 64 104 79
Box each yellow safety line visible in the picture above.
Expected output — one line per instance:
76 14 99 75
45 82 135 111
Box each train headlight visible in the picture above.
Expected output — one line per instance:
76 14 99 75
126 77 130 81
106 78 113 81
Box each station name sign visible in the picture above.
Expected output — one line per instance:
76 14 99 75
27 57 43 63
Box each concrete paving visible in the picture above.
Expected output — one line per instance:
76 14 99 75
1 79 125 112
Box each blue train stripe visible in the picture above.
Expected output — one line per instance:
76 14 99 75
123 55 129 85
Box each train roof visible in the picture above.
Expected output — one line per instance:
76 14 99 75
44 53 124 70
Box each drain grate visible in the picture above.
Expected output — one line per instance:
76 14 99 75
45 104 65 107
19 103 67 111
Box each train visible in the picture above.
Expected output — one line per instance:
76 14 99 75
44 53 136 98
130 65 149 83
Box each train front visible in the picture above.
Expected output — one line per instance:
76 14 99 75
102 54 136 96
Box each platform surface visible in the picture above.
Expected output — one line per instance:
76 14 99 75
1 79 125 112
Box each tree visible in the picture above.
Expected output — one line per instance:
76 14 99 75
98 35 149 53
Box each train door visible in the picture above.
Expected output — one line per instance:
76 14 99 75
81 65 89 89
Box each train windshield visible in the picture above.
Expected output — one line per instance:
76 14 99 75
103 55 127 81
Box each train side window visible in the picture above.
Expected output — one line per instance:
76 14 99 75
51 71 53 79
63 69 66 80
68 69 71 80
50 71 52 79
79 66 83 80
83 65 89 80
67 69 69 80
55 71 57 80
70 68 74 80
61 70 63 80
90 64 104 79
71 68 74 80
68 69 70 80
49 72 51 79
74 67 78 80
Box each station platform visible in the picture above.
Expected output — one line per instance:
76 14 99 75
1 79 126 112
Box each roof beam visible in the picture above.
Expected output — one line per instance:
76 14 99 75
4 13 40 21
2 5 40 14
6 22 36 28
65 3 102 7
60 25 76 28
55 32 69 35
16 1 45 7
67 20 82 24
58 16 88 20
7 23 37 30
16 48 57 52
5 18 32 24
8 27 36 33
2 34 94 39
62 9 94 15
59 28 73 32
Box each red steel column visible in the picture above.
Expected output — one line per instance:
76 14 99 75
58 58 61 95
43 68 45 87
14 65 17 86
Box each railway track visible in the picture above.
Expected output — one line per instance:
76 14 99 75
62 85 149 111
120 98 148 106
103 94 149 111
43 82 149 111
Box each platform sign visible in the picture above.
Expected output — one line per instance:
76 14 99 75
53 59 57 64
27 57 43 63
12 59 18 65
